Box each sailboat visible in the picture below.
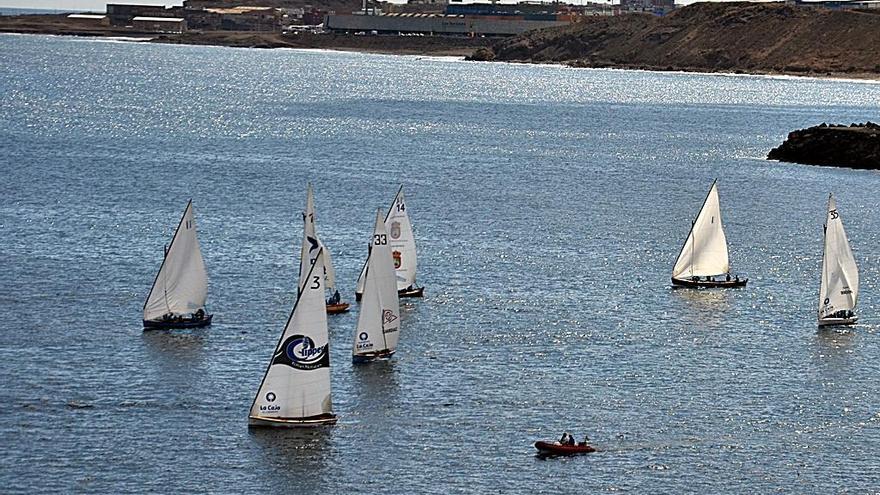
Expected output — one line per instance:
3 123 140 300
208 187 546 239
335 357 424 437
355 185 424 301
352 209 401 363
143 200 212 329
249 248 338 427
671 180 747 288
818 194 859 327
300 183 349 314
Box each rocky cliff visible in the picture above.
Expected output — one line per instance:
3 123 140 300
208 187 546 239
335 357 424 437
472 2 880 78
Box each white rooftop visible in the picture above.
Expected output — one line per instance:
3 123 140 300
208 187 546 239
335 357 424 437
131 16 185 21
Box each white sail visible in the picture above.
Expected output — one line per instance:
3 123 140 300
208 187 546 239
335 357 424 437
387 186 418 291
353 209 401 357
299 183 337 294
356 185 418 294
819 194 859 319
250 249 334 422
671 181 730 279
143 200 209 321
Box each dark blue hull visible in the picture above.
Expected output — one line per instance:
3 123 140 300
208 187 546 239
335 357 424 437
356 286 424 302
352 349 395 363
143 314 213 329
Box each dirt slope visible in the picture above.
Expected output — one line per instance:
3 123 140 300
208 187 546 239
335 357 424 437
477 2 880 77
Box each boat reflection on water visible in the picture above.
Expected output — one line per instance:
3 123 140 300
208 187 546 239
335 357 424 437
669 287 732 326
141 328 208 365
813 325 857 365
349 359 401 423
249 426 334 489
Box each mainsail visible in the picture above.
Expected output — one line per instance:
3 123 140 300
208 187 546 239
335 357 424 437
353 209 401 358
818 194 859 319
143 200 209 321
356 186 418 294
299 183 337 295
250 248 334 423
671 181 730 280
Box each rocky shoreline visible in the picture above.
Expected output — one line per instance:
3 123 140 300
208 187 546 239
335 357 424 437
468 2 880 80
768 123 880 170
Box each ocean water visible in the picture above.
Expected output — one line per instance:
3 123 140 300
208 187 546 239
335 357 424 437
1 34 880 493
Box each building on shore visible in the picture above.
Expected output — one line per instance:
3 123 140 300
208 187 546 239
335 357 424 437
131 16 187 33
105 2 283 32
325 12 573 35
66 14 110 27
106 3 183 26
326 2 582 36
202 6 283 31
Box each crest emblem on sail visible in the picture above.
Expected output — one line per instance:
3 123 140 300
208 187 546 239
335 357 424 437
818 194 859 320
672 181 731 280
356 186 418 293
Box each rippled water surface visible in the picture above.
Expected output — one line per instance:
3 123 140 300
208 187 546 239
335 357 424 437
2 34 880 493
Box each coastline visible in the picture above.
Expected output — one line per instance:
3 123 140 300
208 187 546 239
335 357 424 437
471 57 880 82
1 9 879 82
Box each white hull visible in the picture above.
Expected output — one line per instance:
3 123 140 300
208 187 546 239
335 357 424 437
248 414 338 428
818 316 858 327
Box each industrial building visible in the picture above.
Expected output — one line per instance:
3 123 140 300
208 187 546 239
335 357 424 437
325 11 572 36
131 16 187 33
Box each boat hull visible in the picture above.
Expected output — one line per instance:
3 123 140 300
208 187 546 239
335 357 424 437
248 413 338 428
671 277 748 288
326 302 350 314
355 286 424 302
818 316 858 327
534 441 596 456
352 349 396 363
143 314 213 329
399 286 424 298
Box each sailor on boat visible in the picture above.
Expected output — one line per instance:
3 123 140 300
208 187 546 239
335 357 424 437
328 290 341 305
536 433 596 455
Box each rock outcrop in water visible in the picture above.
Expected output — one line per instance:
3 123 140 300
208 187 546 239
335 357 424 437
768 123 880 169
470 2 880 79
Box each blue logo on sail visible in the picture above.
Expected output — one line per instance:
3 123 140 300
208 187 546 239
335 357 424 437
272 334 329 370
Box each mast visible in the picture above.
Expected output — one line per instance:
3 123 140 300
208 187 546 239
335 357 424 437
143 199 192 315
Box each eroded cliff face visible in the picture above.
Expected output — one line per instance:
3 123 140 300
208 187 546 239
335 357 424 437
768 123 880 169
474 2 880 78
